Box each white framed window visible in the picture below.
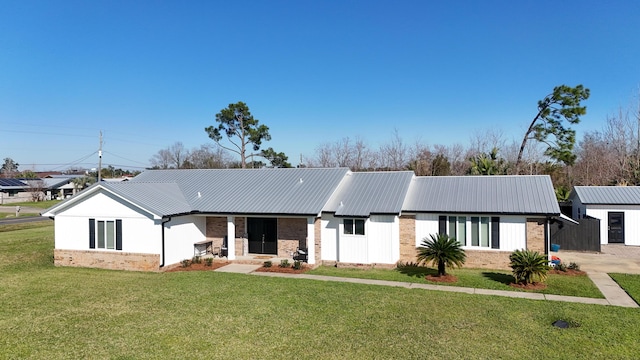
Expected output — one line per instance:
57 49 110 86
344 218 365 235
89 218 122 250
443 215 492 248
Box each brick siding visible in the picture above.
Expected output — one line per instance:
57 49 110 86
399 215 416 263
526 218 546 254
54 249 160 271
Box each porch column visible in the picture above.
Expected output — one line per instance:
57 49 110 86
307 217 315 265
227 216 236 260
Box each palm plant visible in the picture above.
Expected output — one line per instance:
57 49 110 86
416 233 466 276
509 249 550 285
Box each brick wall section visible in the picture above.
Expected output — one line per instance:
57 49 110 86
526 218 546 254
399 215 416 263
206 216 247 256
464 250 512 270
54 249 160 271
277 218 307 257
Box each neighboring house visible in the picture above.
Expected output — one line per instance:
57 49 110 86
42 169 565 271
43 175 87 199
571 186 640 246
0 178 30 204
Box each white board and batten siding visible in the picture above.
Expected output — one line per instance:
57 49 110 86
321 214 400 264
163 215 207 266
52 191 160 255
414 214 527 251
582 205 640 246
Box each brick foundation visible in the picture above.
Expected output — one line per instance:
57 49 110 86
54 249 160 271
314 218 321 264
464 250 512 270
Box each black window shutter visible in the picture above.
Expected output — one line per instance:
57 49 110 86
89 218 96 249
491 217 500 249
115 219 123 250
438 216 447 235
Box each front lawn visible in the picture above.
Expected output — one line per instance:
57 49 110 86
2 223 639 358
7 199 62 209
307 265 603 298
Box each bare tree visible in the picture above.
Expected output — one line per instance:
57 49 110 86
379 129 407 170
26 179 46 202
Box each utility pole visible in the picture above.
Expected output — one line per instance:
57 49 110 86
98 131 103 182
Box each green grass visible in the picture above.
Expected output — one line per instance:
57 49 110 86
2 223 640 358
308 265 604 298
6 199 62 209
610 273 640 305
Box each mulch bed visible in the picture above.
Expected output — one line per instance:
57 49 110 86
163 261 229 272
254 266 310 274
549 269 587 276
425 274 458 283
509 282 548 290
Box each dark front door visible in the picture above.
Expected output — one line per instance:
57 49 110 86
608 212 625 244
247 218 277 254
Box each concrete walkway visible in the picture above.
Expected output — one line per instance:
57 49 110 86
214 264 638 308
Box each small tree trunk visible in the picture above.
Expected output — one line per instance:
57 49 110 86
438 261 446 276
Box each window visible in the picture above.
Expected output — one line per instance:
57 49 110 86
440 215 496 248
344 218 365 235
89 219 122 250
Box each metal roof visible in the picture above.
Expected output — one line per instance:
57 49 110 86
403 175 560 215
131 168 350 215
573 186 640 205
100 182 192 216
324 171 414 216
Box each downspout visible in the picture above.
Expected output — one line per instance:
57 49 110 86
160 216 171 268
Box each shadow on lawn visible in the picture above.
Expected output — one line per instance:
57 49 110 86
395 262 438 278
482 272 514 285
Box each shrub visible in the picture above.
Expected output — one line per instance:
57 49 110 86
568 262 580 271
416 233 466 276
192 256 202 264
263 260 272 268
180 259 191 268
204 258 213 266
556 262 567 272
293 260 302 270
279 259 290 268
509 249 549 285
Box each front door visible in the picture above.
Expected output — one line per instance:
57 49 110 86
247 218 277 254
608 212 625 244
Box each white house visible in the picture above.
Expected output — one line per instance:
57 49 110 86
42 168 564 271
571 186 640 246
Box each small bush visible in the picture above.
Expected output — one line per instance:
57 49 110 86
263 260 272 268
509 249 549 285
279 259 290 268
192 256 202 264
180 259 191 268
568 262 580 271
204 258 213 266
293 260 302 270
556 262 567 272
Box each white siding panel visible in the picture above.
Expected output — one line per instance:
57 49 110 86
337 219 368 263
497 216 526 251
585 205 640 245
368 215 399 264
415 214 439 246
54 189 160 254
321 214 339 261
164 215 206 266
57 191 155 219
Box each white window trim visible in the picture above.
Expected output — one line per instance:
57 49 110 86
445 215 492 249
343 218 366 236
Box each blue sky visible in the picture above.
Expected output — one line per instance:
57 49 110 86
1 0 639 171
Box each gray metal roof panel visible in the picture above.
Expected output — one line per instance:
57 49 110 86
403 175 560 215
324 171 414 217
100 182 192 216
573 186 640 205
132 168 350 215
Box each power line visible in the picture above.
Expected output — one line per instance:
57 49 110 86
103 151 149 166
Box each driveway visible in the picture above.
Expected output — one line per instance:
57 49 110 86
558 244 640 275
